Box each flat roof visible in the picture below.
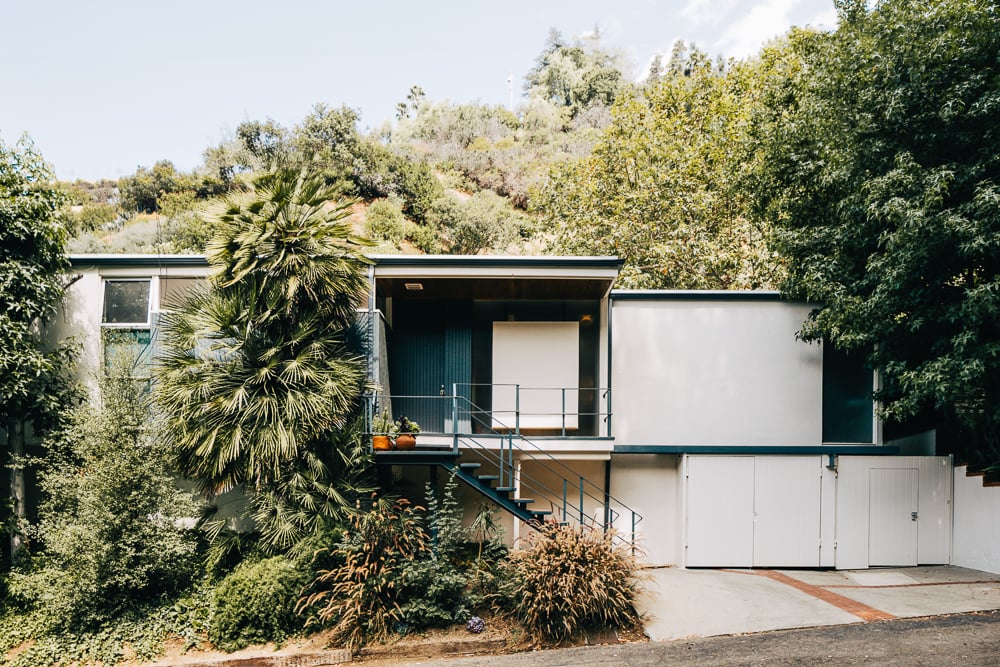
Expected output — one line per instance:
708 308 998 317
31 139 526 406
611 289 786 302
371 254 624 270
70 254 209 268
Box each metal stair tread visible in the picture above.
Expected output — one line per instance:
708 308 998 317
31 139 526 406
476 475 500 482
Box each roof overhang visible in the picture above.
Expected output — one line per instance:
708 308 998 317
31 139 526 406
373 255 623 301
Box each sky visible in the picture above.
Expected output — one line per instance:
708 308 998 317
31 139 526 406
1 0 836 182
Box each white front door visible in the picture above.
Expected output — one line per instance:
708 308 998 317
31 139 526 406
869 468 919 566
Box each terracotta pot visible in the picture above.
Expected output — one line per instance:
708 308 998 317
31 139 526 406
372 435 392 451
395 433 416 450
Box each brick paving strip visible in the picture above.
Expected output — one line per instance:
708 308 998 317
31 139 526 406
730 569 897 622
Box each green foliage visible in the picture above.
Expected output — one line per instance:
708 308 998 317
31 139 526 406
524 28 629 116
208 556 308 652
67 201 118 234
0 592 208 667
536 44 782 289
299 497 430 648
0 135 77 561
154 165 375 553
12 349 201 629
403 219 443 253
300 479 503 647
428 190 528 254
750 0 1000 464
118 160 194 214
365 197 406 244
499 523 642 643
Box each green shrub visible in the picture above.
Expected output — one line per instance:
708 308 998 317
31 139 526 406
501 523 642 643
365 198 406 244
396 477 479 631
299 498 430 648
404 219 443 253
14 349 202 630
209 556 308 652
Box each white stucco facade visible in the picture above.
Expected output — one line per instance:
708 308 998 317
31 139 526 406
952 465 1000 575
610 295 824 447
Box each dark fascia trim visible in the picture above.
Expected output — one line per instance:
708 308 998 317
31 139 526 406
371 254 625 270
610 289 786 302
69 254 209 268
69 253 625 272
613 444 898 455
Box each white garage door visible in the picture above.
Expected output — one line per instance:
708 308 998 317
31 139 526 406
685 455 822 567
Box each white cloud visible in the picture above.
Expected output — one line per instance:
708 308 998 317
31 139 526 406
681 0 741 25
712 0 800 59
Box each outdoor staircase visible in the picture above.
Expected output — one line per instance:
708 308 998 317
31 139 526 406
447 460 554 526
369 393 642 547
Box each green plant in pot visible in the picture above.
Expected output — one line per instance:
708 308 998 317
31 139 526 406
394 415 420 450
371 410 397 451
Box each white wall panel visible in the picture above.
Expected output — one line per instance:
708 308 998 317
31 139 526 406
611 300 823 446
685 456 754 567
609 454 682 566
836 456 952 569
953 464 1000 574
753 456 822 567
493 322 579 429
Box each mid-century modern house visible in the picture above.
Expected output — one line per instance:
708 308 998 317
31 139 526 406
58 253 954 570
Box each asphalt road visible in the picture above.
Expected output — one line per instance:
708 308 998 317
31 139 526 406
384 611 1000 666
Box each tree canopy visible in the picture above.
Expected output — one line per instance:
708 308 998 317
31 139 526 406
536 45 783 289
752 0 1000 463
0 136 76 559
154 165 375 551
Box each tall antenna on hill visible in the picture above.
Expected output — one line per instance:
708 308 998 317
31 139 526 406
507 72 513 112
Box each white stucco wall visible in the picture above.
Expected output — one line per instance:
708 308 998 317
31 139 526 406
52 271 104 392
611 298 823 446
952 465 1000 575
609 454 682 566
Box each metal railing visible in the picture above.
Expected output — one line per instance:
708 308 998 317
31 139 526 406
365 390 641 549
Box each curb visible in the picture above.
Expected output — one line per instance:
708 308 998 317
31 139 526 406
148 650 351 667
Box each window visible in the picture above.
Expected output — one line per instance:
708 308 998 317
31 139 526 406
102 279 152 375
159 277 202 309
102 279 150 326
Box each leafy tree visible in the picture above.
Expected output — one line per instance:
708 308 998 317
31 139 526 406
154 165 376 552
118 160 194 214
10 347 201 629
751 0 1000 464
537 45 783 289
524 28 629 116
0 136 77 561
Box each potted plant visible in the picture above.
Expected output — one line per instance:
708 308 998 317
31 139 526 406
394 415 420 450
371 410 397 451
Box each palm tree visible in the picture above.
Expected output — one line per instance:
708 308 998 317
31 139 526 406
154 165 374 551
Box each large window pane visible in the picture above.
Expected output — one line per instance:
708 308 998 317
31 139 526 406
103 280 150 324
160 277 202 309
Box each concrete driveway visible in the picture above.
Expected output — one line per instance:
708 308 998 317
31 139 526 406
637 565 1000 641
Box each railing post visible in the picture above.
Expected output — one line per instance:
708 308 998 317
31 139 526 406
606 388 612 437
451 386 459 455
579 476 585 525
515 384 520 435
562 478 567 524
561 388 566 437
631 511 637 555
